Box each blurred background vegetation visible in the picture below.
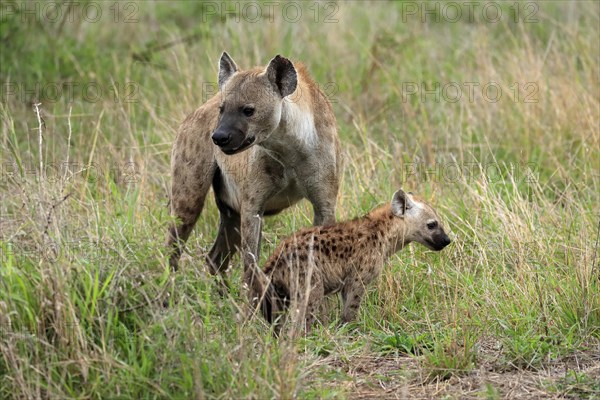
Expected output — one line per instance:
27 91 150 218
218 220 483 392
1 1 598 398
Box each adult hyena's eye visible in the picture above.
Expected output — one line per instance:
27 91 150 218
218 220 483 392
242 106 255 117
427 221 438 230
219 105 225 115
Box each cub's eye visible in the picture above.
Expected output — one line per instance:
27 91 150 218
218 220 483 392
427 221 438 230
219 105 224 114
242 106 255 117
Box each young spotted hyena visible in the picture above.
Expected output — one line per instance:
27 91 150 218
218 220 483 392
252 189 451 332
166 52 340 293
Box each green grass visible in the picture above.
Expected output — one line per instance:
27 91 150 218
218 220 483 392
1 1 599 398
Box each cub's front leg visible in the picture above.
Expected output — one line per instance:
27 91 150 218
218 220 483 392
341 280 366 323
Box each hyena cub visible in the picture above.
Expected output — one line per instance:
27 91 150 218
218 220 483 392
252 189 451 332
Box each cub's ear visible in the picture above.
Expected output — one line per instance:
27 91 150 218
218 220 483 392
218 51 238 90
391 189 414 217
265 55 297 98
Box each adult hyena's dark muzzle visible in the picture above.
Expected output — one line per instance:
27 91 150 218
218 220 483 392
212 114 255 155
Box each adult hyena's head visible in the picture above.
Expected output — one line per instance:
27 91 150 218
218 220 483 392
211 52 298 155
391 189 452 251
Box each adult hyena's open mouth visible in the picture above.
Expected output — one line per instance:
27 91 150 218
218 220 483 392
221 136 256 155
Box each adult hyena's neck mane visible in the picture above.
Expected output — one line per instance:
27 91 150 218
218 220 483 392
262 64 324 158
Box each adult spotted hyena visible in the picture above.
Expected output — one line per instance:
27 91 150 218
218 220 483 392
167 52 340 293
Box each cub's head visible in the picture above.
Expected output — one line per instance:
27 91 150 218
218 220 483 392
391 189 451 251
211 52 298 155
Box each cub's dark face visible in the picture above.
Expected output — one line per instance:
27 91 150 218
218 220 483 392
391 189 452 251
211 52 297 155
418 217 451 251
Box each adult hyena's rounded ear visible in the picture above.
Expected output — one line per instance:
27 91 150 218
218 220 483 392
391 189 413 217
266 55 297 98
218 51 238 90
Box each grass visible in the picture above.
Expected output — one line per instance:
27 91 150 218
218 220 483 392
1 1 599 398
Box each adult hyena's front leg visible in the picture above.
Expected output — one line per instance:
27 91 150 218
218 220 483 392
239 174 280 300
206 196 241 291
304 164 339 226
240 209 263 295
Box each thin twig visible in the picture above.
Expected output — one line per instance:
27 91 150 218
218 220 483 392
63 105 73 184
592 218 600 279
43 193 72 237
33 103 43 184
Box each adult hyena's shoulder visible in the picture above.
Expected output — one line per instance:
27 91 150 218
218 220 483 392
178 94 221 139
173 94 221 163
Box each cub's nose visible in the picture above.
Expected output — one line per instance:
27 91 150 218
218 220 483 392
212 130 231 146
441 235 451 247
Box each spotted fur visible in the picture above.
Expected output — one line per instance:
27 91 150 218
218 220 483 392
253 189 451 333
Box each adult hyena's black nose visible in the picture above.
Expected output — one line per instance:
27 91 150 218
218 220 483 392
212 130 231 146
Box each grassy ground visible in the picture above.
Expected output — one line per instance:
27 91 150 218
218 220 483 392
1 1 599 398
